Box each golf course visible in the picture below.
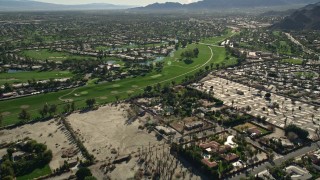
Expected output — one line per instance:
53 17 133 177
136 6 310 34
0 34 237 126
0 71 72 86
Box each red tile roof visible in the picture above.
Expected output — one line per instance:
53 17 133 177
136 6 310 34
201 158 218 168
222 153 239 162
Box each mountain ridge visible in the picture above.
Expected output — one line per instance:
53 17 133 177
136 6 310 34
0 0 133 11
135 0 320 10
271 2 320 30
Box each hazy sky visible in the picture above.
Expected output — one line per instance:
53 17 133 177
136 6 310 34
36 0 200 6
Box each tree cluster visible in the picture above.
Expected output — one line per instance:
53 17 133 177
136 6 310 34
284 124 309 140
181 48 200 61
0 140 53 179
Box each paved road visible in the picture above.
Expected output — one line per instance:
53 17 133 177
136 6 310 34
228 141 320 180
285 33 318 55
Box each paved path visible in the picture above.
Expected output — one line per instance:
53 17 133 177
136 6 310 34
285 33 318 55
59 87 79 102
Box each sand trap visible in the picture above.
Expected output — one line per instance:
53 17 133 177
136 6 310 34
20 105 30 109
48 57 65 59
112 84 121 88
111 91 118 94
131 85 139 88
1 112 11 116
0 119 81 170
0 78 18 81
80 91 88 95
151 74 162 78
127 90 134 94
63 99 73 102
99 96 108 100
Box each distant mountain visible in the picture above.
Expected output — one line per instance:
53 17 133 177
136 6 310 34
271 2 320 30
135 0 320 11
143 2 182 10
259 9 296 17
0 0 133 11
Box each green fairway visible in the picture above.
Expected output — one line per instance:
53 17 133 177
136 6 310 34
0 71 72 85
21 49 95 61
16 164 51 180
0 39 237 126
95 43 167 51
281 58 303 65
201 29 236 45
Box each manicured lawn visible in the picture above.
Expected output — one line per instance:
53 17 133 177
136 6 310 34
0 71 72 85
16 164 51 180
0 42 236 126
95 43 167 51
21 49 95 61
281 58 303 65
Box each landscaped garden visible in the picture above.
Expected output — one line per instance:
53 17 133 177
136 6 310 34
234 122 271 138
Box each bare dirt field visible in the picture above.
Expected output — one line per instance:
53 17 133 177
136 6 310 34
67 103 167 179
0 119 81 170
68 104 162 161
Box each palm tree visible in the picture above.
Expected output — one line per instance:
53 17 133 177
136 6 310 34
0 114 3 127
212 124 217 133
115 95 120 103
284 117 288 127
311 114 315 123
19 109 30 123
268 151 275 162
49 104 57 116
71 101 76 112
86 98 96 108
210 63 214 70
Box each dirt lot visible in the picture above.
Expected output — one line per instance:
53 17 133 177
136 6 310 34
67 103 166 179
0 119 81 170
